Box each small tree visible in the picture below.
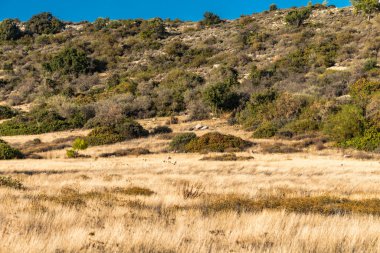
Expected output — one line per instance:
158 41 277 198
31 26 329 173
43 47 91 76
140 18 167 40
94 17 110 31
351 0 380 19
203 82 240 112
200 12 222 26
269 4 278 11
0 19 22 41
285 7 312 27
323 105 365 143
26 12 64 35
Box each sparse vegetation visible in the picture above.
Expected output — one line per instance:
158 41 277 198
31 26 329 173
0 176 25 190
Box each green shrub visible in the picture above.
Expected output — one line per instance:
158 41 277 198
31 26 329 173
351 0 380 17
203 82 240 112
285 7 312 27
139 18 167 40
150 126 173 135
66 149 79 158
0 110 86 136
0 142 23 160
43 47 91 76
0 105 17 120
349 79 380 106
363 58 378 71
269 4 278 11
343 126 380 151
26 12 64 35
185 132 251 153
94 17 110 30
252 121 278 138
0 19 22 41
72 138 88 150
86 127 124 146
86 119 148 146
323 105 365 143
200 12 223 26
169 132 197 151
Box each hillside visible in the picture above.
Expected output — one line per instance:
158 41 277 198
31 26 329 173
0 5 379 152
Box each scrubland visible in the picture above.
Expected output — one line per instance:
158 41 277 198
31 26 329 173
0 117 379 253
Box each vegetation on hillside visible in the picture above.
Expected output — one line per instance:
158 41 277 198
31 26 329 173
0 3 379 151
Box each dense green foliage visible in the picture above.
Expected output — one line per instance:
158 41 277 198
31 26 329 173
200 12 223 26
169 132 197 151
351 0 380 16
26 12 64 34
0 109 85 136
0 6 378 152
0 105 17 120
85 119 148 146
285 7 312 27
0 141 23 160
43 47 92 76
184 132 252 153
0 19 21 41
203 82 240 112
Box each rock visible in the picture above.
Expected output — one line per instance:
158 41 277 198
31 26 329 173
194 124 203 130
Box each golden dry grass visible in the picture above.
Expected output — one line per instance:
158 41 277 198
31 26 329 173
0 117 380 252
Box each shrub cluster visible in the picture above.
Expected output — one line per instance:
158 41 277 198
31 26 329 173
0 140 23 160
170 132 251 153
85 119 148 146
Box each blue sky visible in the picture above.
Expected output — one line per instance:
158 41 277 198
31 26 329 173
2 0 351 22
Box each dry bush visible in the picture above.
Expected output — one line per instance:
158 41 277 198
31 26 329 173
0 176 25 190
200 153 254 161
99 148 151 158
179 181 205 199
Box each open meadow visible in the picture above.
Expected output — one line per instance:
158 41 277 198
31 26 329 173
0 117 379 253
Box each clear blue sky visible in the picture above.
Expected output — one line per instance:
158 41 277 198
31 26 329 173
2 0 351 22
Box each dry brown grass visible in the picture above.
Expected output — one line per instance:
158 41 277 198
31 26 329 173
0 117 380 252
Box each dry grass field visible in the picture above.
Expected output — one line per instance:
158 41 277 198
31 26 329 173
0 117 380 253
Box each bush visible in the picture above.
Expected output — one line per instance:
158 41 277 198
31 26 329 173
285 7 312 27
269 4 278 11
139 18 167 40
0 141 23 160
203 82 240 112
0 105 17 120
43 47 91 76
200 12 223 26
363 58 378 72
0 176 25 190
26 12 64 34
72 138 88 150
0 109 86 136
343 126 380 151
66 149 79 158
252 121 278 138
185 132 252 153
114 187 155 196
150 126 173 135
351 0 380 17
86 127 124 146
169 132 197 151
349 79 380 106
86 119 148 146
0 19 22 41
323 105 365 143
